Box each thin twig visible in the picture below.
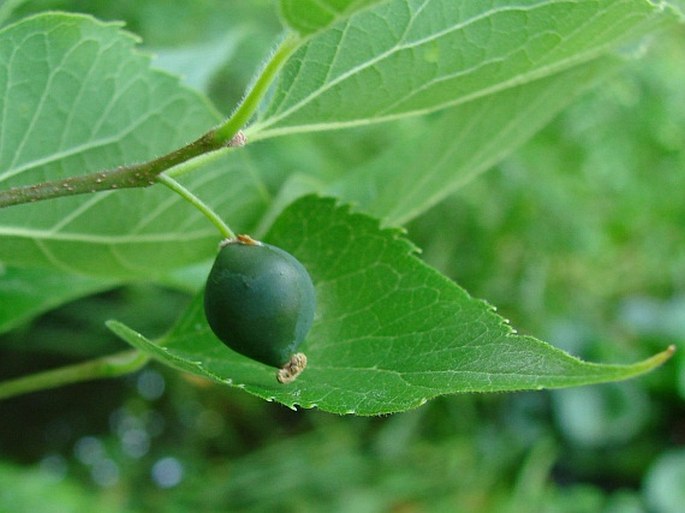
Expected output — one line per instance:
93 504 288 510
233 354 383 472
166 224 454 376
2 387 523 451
0 350 150 401
0 32 300 210
0 131 247 209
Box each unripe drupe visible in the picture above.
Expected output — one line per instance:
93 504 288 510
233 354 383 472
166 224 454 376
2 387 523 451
203 235 315 383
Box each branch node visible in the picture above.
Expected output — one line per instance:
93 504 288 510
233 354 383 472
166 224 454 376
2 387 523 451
228 130 247 148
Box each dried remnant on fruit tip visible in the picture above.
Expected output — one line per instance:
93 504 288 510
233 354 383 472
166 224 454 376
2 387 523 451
277 353 307 384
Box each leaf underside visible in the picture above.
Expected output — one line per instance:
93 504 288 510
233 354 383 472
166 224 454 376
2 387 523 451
254 0 671 139
109 196 673 415
328 56 620 227
0 13 267 278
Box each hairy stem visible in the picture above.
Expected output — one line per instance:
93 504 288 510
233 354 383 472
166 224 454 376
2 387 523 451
0 31 302 209
157 173 235 239
0 350 150 401
213 33 301 143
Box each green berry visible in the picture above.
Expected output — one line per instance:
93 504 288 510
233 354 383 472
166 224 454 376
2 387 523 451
203 235 316 378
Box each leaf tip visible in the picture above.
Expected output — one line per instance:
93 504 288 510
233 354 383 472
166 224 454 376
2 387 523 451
651 344 677 365
622 344 677 379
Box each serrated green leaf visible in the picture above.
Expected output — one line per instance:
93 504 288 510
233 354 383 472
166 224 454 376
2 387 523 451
0 14 268 278
252 0 672 139
109 196 674 415
329 57 619 226
279 0 384 35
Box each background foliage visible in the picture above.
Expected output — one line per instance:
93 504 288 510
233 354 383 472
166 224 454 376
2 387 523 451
1 0 684 511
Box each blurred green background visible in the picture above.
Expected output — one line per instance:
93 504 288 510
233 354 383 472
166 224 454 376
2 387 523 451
1 1 684 511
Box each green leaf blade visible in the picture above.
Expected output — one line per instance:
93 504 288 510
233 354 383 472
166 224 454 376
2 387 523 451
329 56 620 226
253 0 672 139
111 196 674 414
279 0 383 35
0 14 268 278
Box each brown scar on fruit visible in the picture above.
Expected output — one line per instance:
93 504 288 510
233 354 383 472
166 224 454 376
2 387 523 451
277 353 307 384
